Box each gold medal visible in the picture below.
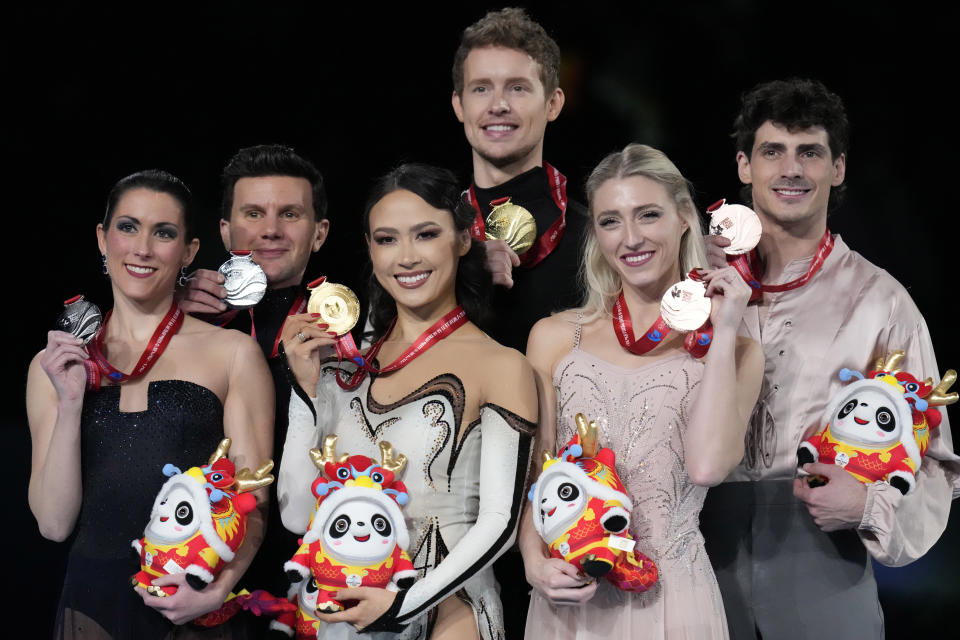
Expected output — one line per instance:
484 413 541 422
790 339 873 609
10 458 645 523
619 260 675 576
307 279 360 336
484 197 537 255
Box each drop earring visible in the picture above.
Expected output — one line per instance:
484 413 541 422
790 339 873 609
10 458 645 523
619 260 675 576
178 266 188 287
101 255 108 275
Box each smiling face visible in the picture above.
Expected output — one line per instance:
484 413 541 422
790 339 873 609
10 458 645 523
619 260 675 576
146 484 202 543
452 46 564 182
591 175 688 298
537 471 587 540
97 188 198 304
321 499 396 565
737 121 845 230
830 386 901 447
367 189 470 316
219 176 329 288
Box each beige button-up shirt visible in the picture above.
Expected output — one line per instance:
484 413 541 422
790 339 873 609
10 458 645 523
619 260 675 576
725 234 958 566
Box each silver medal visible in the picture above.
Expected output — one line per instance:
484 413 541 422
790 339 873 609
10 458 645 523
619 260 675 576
218 253 267 309
56 295 102 344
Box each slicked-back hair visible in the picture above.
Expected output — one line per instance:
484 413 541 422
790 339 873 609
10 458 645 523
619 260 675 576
733 78 849 207
452 7 560 95
362 163 491 339
220 144 327 221
104 169 196 242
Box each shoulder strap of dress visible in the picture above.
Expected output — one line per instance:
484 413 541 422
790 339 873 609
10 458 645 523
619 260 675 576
573 311 583 348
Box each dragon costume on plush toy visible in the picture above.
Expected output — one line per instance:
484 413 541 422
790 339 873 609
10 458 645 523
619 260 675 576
529 413 658 592
797 350 957 494
131 439 274 626
281 436 416 622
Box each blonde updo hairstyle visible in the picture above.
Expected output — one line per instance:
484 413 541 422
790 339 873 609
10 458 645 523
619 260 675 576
579 143 707 321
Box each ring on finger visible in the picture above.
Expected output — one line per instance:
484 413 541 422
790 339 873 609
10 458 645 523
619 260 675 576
296 330 307 343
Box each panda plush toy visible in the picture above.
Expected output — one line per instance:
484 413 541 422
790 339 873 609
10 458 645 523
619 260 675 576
528 413 658 593
797 350 956 494
132 439 274 597
282 436 416 617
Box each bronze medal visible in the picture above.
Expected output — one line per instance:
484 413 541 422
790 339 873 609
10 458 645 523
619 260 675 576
660 278 712 332
307 280 360 336
484 197 537 255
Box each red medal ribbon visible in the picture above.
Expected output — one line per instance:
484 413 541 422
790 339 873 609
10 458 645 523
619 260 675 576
335 306 468 390
85 302 184 391
612 269 714 359
728 228 834 301
216 291 308 359
250 293 307 359
466 163 568 269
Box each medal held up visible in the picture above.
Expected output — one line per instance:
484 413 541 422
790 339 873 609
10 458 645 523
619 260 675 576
305 276 364 367
56 295 102 344
218 251 268 309
483 197 537 255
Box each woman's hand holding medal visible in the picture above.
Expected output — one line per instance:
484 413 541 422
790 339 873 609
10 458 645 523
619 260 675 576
698 266 752 333
39 331 89 408
42 295 103 406
280 314 336 397
281 277 361 396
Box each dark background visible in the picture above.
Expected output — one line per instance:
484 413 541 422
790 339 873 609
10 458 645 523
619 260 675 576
5 2 956 637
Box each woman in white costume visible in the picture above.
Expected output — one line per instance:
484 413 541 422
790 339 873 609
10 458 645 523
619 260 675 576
278 164 538 639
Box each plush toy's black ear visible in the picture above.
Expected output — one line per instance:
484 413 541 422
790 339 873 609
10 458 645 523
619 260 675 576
286 569 303 583
581 554 613 578
604 515 628 533
185 574 208 591
797 448 815 467
396 576 415 589
889 476 910 495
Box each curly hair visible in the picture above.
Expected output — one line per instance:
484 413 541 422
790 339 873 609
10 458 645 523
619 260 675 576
362 163 491 340
452 7 560 95
733 78 849 207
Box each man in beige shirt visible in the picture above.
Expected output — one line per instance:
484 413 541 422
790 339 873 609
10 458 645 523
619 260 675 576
700 78 958 639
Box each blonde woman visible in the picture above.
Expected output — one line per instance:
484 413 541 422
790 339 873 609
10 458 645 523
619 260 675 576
520 145 763 639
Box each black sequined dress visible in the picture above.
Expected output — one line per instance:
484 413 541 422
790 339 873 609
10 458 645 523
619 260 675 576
55 380 227 639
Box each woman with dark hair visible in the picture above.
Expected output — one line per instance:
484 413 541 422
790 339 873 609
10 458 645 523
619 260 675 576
27 170 273 638
519 145 763 639
278 163 537 640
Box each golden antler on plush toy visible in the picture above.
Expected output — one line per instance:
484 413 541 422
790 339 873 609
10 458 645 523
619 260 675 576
280 437 416 624
528 413 658 593
798 350 956 494
132 438 274 599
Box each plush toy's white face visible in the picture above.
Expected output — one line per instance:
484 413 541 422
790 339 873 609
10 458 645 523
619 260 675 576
146 484 202 543
538 471 587 540
298 576 321 614
830 387 901 446
322 499 395 565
